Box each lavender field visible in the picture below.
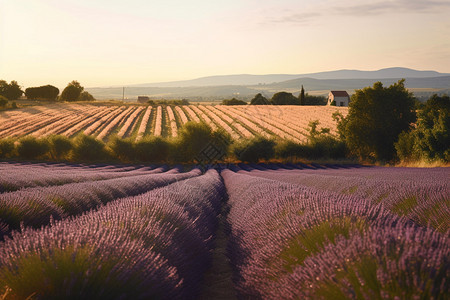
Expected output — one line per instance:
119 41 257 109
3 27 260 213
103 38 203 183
0 162 449 299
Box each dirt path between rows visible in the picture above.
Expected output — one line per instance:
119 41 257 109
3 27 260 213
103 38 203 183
198 204 237 300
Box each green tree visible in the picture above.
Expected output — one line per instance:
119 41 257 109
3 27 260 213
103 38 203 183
299 85 305 105
60 81 84 102
25 85 59 101
271 92 299 105
0 80 23 100
78 91 95 101
338 80 416 161
304 94 327 105
222 98 247 105
396 94 449 162
250 93 270 105
0 95 8 107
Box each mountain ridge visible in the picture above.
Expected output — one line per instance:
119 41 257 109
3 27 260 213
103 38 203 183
116 67 450 88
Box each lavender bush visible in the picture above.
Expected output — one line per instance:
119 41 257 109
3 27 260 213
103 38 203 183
239 166 450 232
0 169 224 299
222 169 449 299
0 168 201 238
0 162 166 193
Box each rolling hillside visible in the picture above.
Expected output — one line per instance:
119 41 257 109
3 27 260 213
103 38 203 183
86 68 450 100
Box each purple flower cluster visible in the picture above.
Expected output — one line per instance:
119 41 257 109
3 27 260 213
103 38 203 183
222 168 449 299
238 166 450 232
0 166 201 238
0 162 167 193
0 169 224 299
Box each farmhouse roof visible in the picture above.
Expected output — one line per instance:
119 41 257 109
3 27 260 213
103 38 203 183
330 91 349 97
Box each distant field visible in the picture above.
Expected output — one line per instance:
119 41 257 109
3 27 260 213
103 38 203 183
0 103 348 142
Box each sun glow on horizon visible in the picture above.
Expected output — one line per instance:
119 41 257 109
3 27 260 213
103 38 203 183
1 0 449 89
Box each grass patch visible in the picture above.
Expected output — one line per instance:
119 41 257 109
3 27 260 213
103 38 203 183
278 216 367 273
391 196 418 216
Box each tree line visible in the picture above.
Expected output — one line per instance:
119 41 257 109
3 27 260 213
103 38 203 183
0 80 95 104
221 86 327 105
334 80 448 163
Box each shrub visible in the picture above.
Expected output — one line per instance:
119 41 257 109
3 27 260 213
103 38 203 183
275 140 310 158
306 120 347 159
72 134 109 161
16 136 50 160
11 102 17 109
48 135 73 160
233 136 275 163
309 135 346 159
135 136 171 162
109 136 135 162
0 139 15 158
173 122 231 163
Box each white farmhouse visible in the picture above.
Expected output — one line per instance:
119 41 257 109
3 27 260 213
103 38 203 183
327 91 350 107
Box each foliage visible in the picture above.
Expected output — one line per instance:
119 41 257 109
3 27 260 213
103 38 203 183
135 136 171 162
0 80 23 100
337 80 416 161
233 136 275 163
0 139 15 158
25 85 59 101
304 94 327 105
221 98 247 105
395 94 450 162
299 85 305 105
250 93 270 105
48 135 73 160
0 96 7 108
173 122 231 163
274 140 309 158
16 136 50 160
108 136 135 162
77 91 95 101
72 134 109 161
60 81 84 102
271 92 299 105
305 120 346 158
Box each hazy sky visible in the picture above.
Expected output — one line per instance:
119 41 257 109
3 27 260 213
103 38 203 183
1 0 450 89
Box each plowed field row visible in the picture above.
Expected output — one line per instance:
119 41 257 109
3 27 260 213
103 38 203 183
0 104 347 142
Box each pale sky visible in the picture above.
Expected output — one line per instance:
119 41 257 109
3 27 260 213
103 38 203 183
1 0 450 89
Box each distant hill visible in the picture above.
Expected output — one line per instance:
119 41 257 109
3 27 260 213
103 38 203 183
263 76 450 90
86 68 450 101
126 67 450 88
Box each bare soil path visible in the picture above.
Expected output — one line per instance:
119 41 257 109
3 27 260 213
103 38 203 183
198 203 237 300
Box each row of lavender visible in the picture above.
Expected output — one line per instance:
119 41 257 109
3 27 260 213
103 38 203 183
234 164 450 232
0 162 174 193
0 169 224 299
222 168 449 299
0 164 200 240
